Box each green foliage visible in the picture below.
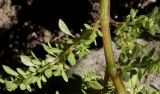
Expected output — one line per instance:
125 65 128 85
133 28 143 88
67 51 76 65
81 71 103 94
2 65 19 76
114 7 160 93
115 7 160 51
78 7 160 94
58 19 74 37
0 19 101 92
0 7 160 94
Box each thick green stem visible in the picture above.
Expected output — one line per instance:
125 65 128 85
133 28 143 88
100 0 128 94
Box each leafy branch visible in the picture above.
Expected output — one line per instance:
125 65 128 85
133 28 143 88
0 19 102 92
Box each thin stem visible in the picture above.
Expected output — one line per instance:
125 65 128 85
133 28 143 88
100 0 128 94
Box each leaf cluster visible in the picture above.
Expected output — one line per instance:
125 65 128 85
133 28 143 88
115 7 160 51
114 7 160 93
0 19 101 92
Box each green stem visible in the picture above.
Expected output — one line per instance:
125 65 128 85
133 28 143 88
100 0 128 94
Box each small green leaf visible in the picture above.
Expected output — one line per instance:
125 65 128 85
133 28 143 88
16 68 26 77
32 59 41 65
150 7 158 18
136 85 144 93
115 24 126 35
23 76 39 85
51 65 59 70
29 67 36 72
88 81 103 90
137 15 148 27
37 78 42 89
120 68 130 82
147 48 155 58
2 65 19 76
58 19 74 37
26 85 32 92
130 9 137 19
44 69 52 78
53 70 61 76
64 64 70 70
131 44 141 59
20 83 26 90
56 90 60 94
137 68 144 80
62 71 68 82
125 75 138 88
97 29 103 37
148 26 156 36
50 48 61 53
0 78 5 83
42 44 61 55
84 24 93 29
42 44 54 55
41 75 47 82
6 82 18 91
45 56 56 64
68 52 76 65
47 42 52 48
20 55 35 66
31 51 38 60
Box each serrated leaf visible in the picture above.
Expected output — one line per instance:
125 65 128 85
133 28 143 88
44 69 52 78
2 65 19 76
16 68 26 77
20 83 26 90
88 81 103 90
62 71 68 82
68 52 76 65
20 55 35 66
41 75 47 82
58 19 74 37
37 78 42 89
6 82 18 91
